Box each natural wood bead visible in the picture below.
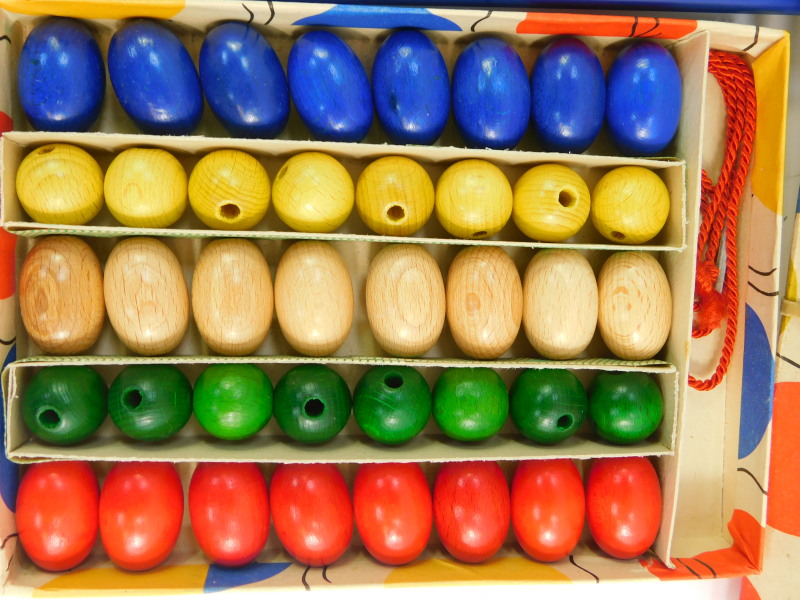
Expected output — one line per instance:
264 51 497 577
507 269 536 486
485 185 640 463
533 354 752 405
597 252 672 360
366 244 445 357
512 164 591 242
19 236 104 354
591 167 670 244
522 249 597 359
192 239 273 356
446 246 522 359
356 156 434 236
16 143 104 225
105 148 187 228
104 237 190 356
188 149 270 230
272 152 354 233
435 159 512 240
274 241 353 356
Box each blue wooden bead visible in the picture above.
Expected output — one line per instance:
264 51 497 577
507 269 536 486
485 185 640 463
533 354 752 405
200 22 289 139
606 42 682 156
453 38 530 150
288 30 373 142
108 19 203 136
372 30 450 145
18 17 105 132
531 38 604 154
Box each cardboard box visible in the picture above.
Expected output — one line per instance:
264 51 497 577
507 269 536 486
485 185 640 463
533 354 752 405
0 1 788 594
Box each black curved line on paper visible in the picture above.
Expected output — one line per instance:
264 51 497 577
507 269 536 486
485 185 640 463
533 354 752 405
471 11 492 33
0 533 17 550
0 36 10 44
569 554 599 583
748 282 780 297
777 353 800 370
322 565 332 583
693 558 718 578
675 558 701 579
743 26 760 52
242 3 255 25
629 15 639 38
737 467 768 495
634 17 660 39
264 0 276 26
749 265 778 277
301 565 311 591
0 337 14 346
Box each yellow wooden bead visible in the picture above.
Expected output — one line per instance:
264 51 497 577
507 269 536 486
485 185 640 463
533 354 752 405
105 148 187 228
272 152 354 233
356 156 434 236
16 143 104 225
435 159 512 239
188 149 270 230
591 166 670 244
512 164 590 242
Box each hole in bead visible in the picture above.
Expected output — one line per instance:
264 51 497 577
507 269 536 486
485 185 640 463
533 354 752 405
38 146 55 155
124 390 143 410
557 415 573 431
304 398 325 418
219 203 241 220
473 231 488 238
384 374 404 389
386 205 406 222
38 408 60 429
611 231 625 241
558 190 575 207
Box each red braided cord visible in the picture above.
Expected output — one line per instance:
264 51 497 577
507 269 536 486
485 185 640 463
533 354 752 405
688 51 757 391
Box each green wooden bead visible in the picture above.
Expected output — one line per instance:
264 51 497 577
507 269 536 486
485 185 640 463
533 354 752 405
23 366 107 445
353 366 431 445
509 369 587 444
588 372 663 445
108 365 193 441
193 364 272 440
273 364 351 444
433 367 508 442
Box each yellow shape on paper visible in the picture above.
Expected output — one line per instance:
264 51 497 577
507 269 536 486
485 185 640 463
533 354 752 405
0 0 184 19
33 564 208 597
384 557 571 587
781 260 797 334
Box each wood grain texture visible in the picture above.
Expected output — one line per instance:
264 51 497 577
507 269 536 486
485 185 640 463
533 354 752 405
522 249 597 359
274 241 353 356
19 236 105 354
104 237 189 356
597 252 672 360
366 244 445 357
446 246 522 359
192 239 273 356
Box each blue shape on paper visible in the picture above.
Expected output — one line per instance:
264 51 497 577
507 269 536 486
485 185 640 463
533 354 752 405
204 562 293 593
0 344 19 512
738 304 774 459
293 5 461 31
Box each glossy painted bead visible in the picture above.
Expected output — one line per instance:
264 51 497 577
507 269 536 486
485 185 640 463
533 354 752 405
589 372 663 444
435 159 512 240
108 365 193 441
188 149 270 230
453 38 530 150
272 152 353 233
353 366 432 445
193 364 272 441
288 30 372 142
606 42 682 156
512 164 591 242
372 30 449 145
356 156 434 236
273 365 351 444
20 236 105 354
200 22 289 138
531 38 604 153
509 369 587 444
104 148 187 228
17 144 104 225
23 366 107 446
591 167 670 244
433 368 508 442
18 18 105 132
108 19 202 135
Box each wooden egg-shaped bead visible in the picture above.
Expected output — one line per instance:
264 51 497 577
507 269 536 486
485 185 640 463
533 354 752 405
597 252 672 360
446 246 522 359
522 249 597 359
356 157 434 236
435 160 512 240
20 237 104 354
105 148 187 228
16 144 103 225
192 239 273 355
272 152 354 233
188 149 270 230
513 164 591 242
591 167 670 244
275 241 354 356
366 244 445 357
104 238 189 355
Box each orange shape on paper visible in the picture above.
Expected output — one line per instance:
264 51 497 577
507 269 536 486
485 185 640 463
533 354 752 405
767 381 800 536
0 0 184 19
740 577 762 600
516 14 697 40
